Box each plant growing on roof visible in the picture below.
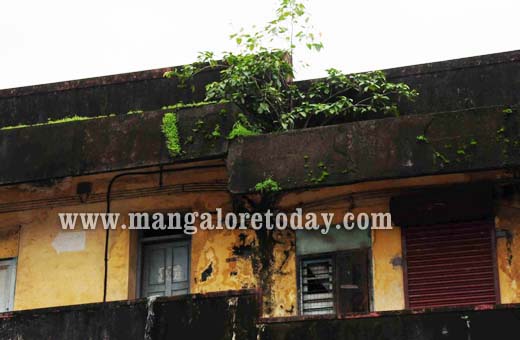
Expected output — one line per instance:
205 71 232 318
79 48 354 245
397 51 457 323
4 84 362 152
254 177 282 193
162 0 418 317
163 0 417 134
227 113 260 140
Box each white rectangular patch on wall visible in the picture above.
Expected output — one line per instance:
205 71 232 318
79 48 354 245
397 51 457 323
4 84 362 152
52 231 86 254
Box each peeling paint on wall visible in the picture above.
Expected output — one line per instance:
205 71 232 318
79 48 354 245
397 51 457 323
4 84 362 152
390 256 402 268
201 262 213 282
191 229 257 294
268 230 296 317
13 210 106 310
51 231 86 254
496 199 520 304
372 227 405 311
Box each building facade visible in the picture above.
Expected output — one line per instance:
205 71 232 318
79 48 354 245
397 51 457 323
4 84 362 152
0 50 519 338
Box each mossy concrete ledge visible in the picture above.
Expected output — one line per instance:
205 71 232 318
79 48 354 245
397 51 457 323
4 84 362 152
0 102 239 186
227 107 520 194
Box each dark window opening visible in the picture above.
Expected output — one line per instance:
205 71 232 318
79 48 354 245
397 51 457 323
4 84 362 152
141 227 185 239
136 212 188 240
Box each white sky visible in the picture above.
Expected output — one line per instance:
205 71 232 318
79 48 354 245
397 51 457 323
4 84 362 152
1 0 519 90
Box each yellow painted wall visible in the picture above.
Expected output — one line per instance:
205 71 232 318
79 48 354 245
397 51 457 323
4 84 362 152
14 206 106 310
7 203 131 310
0 162 233 311
0 225 20 259
268 229 297 317
371 227 405 311
496 195 520 304
0 166 518 317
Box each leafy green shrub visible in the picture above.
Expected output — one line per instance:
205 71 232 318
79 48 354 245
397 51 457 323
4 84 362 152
163 0 417 134
254 178 282 193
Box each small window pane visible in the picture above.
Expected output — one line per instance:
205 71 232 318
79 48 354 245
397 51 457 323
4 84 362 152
172 247 188 283
296 228 370 255
0 259 16 312
148 249 166 285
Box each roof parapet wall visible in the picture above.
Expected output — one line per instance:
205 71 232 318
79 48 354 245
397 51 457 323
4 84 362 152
0 103 237 186
1 50 519 128
227 106 520 193
0 103 517 188
0 67 221 128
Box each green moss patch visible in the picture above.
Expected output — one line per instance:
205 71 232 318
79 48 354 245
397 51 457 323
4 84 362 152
1 115 97 130
161 113 182 157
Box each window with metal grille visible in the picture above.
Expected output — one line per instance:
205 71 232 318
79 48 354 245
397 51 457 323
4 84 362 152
300 257 335 315
298 250 370 316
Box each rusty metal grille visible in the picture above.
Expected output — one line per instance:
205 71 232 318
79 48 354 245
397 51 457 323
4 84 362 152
300 257 335 315
404 221 497 309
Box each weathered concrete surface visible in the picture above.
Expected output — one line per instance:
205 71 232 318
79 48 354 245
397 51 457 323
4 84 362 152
0 103 238 185
0 291 258 340
298 50 520 120
2 50 520 128
1 103 518 189
0 301 148 340
385 49 520 115
227 107 520 193
260 306 520 340
0 291 519 340
0 67 220 127
151 292 258 339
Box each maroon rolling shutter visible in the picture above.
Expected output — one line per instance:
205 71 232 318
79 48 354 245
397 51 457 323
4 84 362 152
404 221 498 309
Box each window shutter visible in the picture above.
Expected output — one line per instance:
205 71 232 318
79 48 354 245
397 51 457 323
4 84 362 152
336 250 369 315
404 221 498 309
142 244 170 297
142 240 190 298
170 241 190 296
